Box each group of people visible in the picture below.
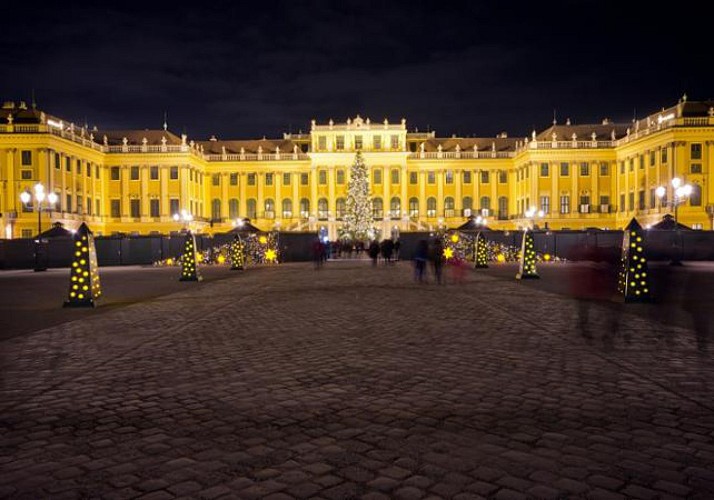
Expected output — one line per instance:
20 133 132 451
312 238 401 268
368 238 400 265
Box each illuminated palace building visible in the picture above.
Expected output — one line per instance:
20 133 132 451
1 96 713 240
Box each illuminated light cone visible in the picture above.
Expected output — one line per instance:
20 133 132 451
179 231 203 282
474 231 489 269
229 234 245 271
64 222 102 307
516 229 539 280
618 218 652 302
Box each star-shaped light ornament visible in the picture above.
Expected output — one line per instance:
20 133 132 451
443 247 454 259
264 248 278 262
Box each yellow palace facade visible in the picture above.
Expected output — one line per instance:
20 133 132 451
1 95 713 240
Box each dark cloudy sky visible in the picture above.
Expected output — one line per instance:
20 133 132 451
2 1 712 140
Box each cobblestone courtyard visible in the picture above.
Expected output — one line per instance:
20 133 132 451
2 261 714 499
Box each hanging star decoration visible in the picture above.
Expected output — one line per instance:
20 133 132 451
265 248 278 262
443 247 454 259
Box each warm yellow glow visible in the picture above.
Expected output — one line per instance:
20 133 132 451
217 255 226 264
497 253 506 263
265 248 277 262
443 247 454 259
450 234 459 243
165 258 174 266
543 253 551 261
259 236 268 245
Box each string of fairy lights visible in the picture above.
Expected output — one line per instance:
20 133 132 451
154 232 280 268
618 218 652 301
64 223 102 307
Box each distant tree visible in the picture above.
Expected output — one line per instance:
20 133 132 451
341 151 374 241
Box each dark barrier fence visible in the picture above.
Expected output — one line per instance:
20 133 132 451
1 229 713 269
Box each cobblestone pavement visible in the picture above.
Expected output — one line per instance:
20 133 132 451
2 261 714 499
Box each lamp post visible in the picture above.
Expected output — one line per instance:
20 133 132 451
524 207 544 230
172 209 194 231
19 183 58 272
656 177 692 265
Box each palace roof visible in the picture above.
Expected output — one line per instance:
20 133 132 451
198 138 302 154
100 129 183 146
422 137 518 152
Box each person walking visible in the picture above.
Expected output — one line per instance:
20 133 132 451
381 238 394 264
414 239 429 283
431 238 445 284
368 240 380 266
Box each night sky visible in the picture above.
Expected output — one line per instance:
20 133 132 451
2 1 712 140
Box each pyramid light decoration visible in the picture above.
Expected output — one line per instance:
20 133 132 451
229 235 245 271
180 231 203 281
474 231 489 269
618 218 651 302
516 229 539 279
64 223 102 307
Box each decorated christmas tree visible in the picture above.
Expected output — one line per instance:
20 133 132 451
229 234 245 270
64 223 102 307
474 231 489 269
342 151 373 241
180 231 202 281
618 218 651 302
516 230 539 279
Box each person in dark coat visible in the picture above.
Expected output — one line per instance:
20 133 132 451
368 240 380 266
414 239 429 282
431 238 445 284
380 238 394 264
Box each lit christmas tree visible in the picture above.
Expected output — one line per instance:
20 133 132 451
618 218 651 302
516 230 539 279
474 231 489 269
342 151 374 241
229 234 245 270
64 223 102 307
180 231 202 281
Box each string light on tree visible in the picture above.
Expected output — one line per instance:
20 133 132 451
180 231 202 281
474 231 489 269
516 229 539 279
342 151 374 241
229 235 245 270
618 218 651 302
64 223 102 307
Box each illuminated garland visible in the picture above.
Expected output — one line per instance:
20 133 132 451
618 218 651 302
179 231 203 281
516 230 539 279
441 231 560 265
474 231 489 269
229 235 245 270
64 223 102 307
154 231 279 267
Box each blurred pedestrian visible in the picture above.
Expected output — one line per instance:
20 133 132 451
312 238 325 269
381 238 394 264
394 240 401 261
368 240 380 266
431 238 445 284
414 239 429 283
683 267 710 354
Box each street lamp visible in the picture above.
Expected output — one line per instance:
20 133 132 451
656 177 692 265
524 207 544 230
19 183 58 271
173 209 194 229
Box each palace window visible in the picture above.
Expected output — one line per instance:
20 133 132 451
95 165 100 178
110 200 120 218
690 184 702 206
336 136 345 150
229 199 239 219
111 167 120 180
662 148 668 163
130 166 140 180
540 196 550 214
299 198 309 218
480 196 491 211
600 195 610 208
427 171 435 184
410 172 418 184
498 196 508 219
390 135 399 149
264 199 275 219
318 136 326 150
300 173 308 185
373 169 382 184
629 159 634 172
691 143 702 160
372 197 383 219
445 170 453 184
246 199 257 219
560 162 569 176
54 153 61 169
211 199 221 220
86 162 92 177
691 163 702 173
86 198 92 216
230 173 238 185
600 162 609 176
21 150 32 165
283 173 291 185
480 171 489 183
21 170 32 180
390 197 401 218
66 194 72 213
65 157 71 171
463 196 473 215
619 162 625 174
540 163 549 177
638 190 645 210
170 166 179 179
212 174 220 186
247 173 256 185
499 170 508 183
628 192 634 211
336 198 345 218
317 198 328 219
560 195 570 214
76 196 83 215
319 170 327 185
373 135 381 150
580 195 591 212
650 151 655 166
619 194 625 212
336 169 344 184
463 171 471 184
76 159 82 173
426 197 436 217
409 197 419 217
265 173 273 186
355 135 363 150
169 198 179 216
391 169 400 184
150 199 160 218
639 156 644 169
130 199 140 218
580 162 589 176
281 198 292 219
444 197 455 217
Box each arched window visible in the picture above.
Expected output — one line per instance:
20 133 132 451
336 198 346 218
409 197 419 217
444 196 455 217
390 196 401 218
246 199 257 220
282 198 293 218
264 198 275 219
299 198 310 218
479 196 491 215
462 196 473 216
498 196 508 219
211 199 221 220
372 197 383 219
690 184 702 206
427 197 437 217
318 198 329 219
228 198 239 219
